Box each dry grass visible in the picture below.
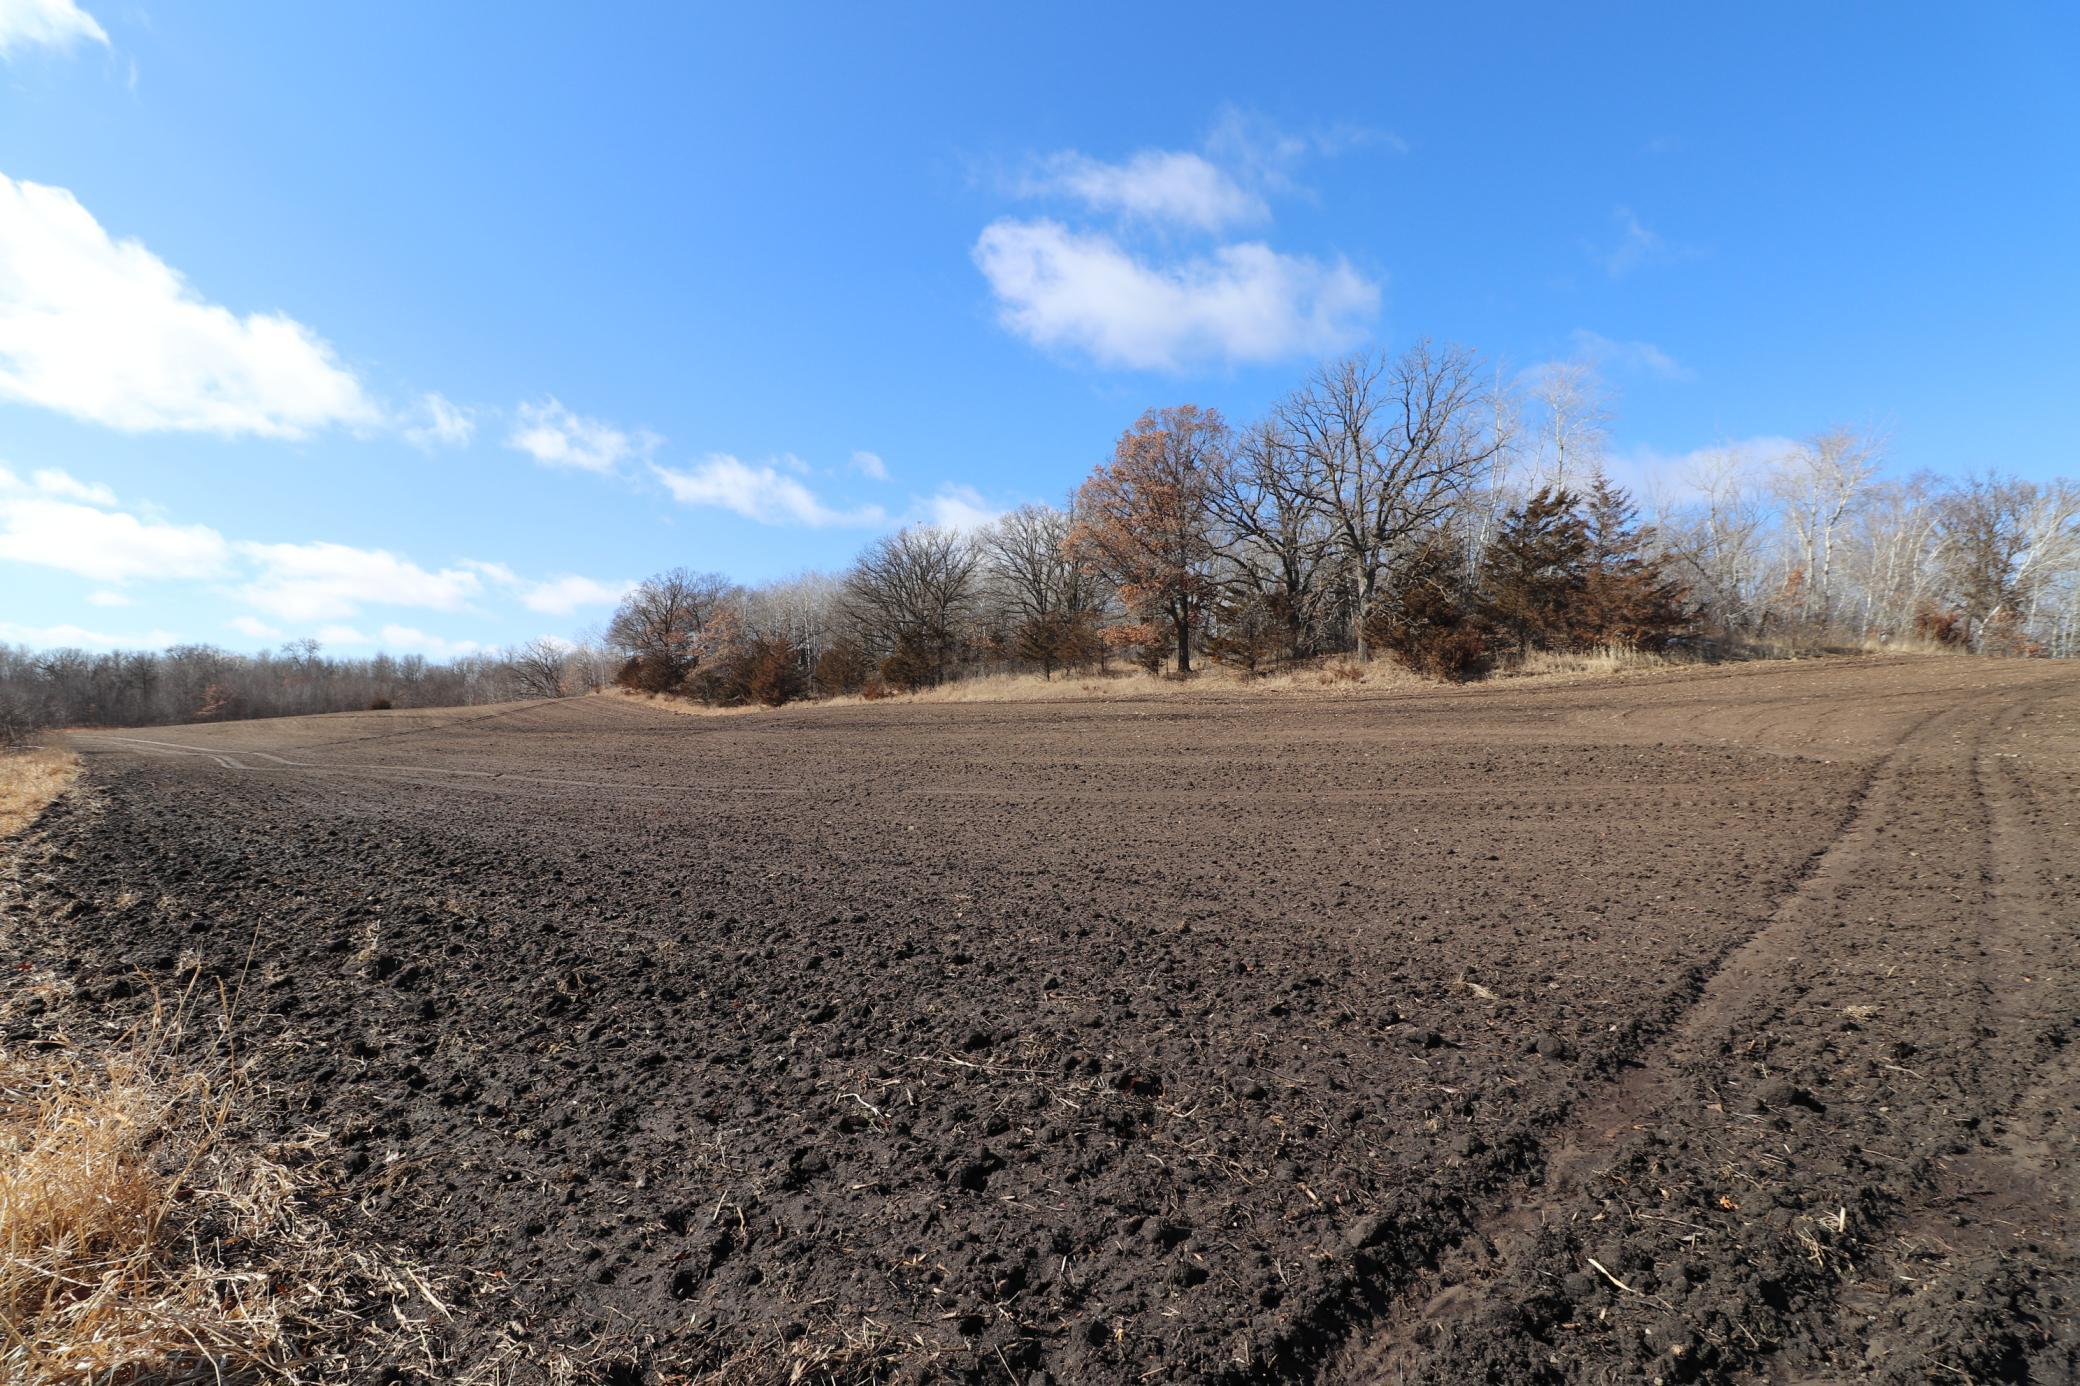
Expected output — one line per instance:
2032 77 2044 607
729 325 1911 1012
0 747 79 839
606 643 1842 720
0 987 448 1383
1502 643 1706 679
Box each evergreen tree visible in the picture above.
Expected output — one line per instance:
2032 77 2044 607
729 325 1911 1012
1481 487 1590 656
1579 471 1691 649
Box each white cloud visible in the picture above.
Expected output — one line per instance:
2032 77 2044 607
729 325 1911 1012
1596 206 1701 278
0 621 178 648
235 540 484 621
378 624 483 655
0 495 229 582
1606 435 1803 507
85 589 128 606
517 573 632 615
651 455 886 528
29 466 117 503
0 0 107 57
1023 150 1263 232
849 449 889 481
507 397 656 472
0 173 379 437
402 391 476 450
973 218 1377 371
923 484 1002 532
228 615 281 640
1568 329 1695 383
316 623 371 646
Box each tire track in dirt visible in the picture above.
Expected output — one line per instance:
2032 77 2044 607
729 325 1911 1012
1827 679 2080 1380
1315 690 1983 1383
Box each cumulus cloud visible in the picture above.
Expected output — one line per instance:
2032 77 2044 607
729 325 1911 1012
974 218 1377 371
85 589 128 606
922 484 1002 532
1021 149 1263 232
0 495 229 582
0 173 380 437
402 391 477 450
651 455 886 528
507 397 656 472
849 449 889 481
982 112 1390 371
235 540 485 621
0 0 107 57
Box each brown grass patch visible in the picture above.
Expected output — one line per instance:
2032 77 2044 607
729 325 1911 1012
1 987 449 1383
0 747 79 839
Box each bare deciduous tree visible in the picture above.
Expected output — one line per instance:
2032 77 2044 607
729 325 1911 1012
1280 344 1506 658
843 525 981 686
606 569 737 689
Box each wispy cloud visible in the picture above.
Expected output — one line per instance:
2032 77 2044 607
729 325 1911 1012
1569 328 1695 382
403 391 477 451
506 397 658 472
0 0 107 59
651 455 887 527
1019 149 1264 233
849 449 890 481
0 620 179 649
1595 205 1701 278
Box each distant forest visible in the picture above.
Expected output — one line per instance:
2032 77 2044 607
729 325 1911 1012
6 345 2077 740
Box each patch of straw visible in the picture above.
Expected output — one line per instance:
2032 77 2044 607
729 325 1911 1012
0 747 78 839
1 985 447 1382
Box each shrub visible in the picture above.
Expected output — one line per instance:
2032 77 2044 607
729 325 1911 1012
743 636 807 707
615 654 678 694
1367 541 1494 682
367 697 393 711
1914 605 1969 647
813 639 873 696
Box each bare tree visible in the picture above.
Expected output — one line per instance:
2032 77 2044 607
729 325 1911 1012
843 525 981 686
504 638 572 698
1774 428 1884 627
1280 344 1506 658
1207 418 1335 659
606 568 737 689
1527 359 1610 493
1936 475 2080 649
979 503 1103 677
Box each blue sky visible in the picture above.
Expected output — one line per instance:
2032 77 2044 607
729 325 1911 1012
2 2 2075 655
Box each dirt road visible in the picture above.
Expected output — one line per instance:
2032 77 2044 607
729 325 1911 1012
7 656 2074 1383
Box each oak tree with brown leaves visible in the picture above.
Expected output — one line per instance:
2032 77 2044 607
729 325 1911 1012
1066 405 1227 674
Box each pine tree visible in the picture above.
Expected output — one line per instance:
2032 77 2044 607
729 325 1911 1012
1579 471 1690 649
1481 487 1589 656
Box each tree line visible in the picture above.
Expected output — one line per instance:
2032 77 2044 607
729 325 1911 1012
607 344 2080 703
5 340 2077 736
0 639 613 745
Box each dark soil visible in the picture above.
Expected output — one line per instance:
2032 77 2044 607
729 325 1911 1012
4 657 2074 1383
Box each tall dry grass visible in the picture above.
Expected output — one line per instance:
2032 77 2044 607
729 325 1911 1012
0 747 78 838
1 988 448 1383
